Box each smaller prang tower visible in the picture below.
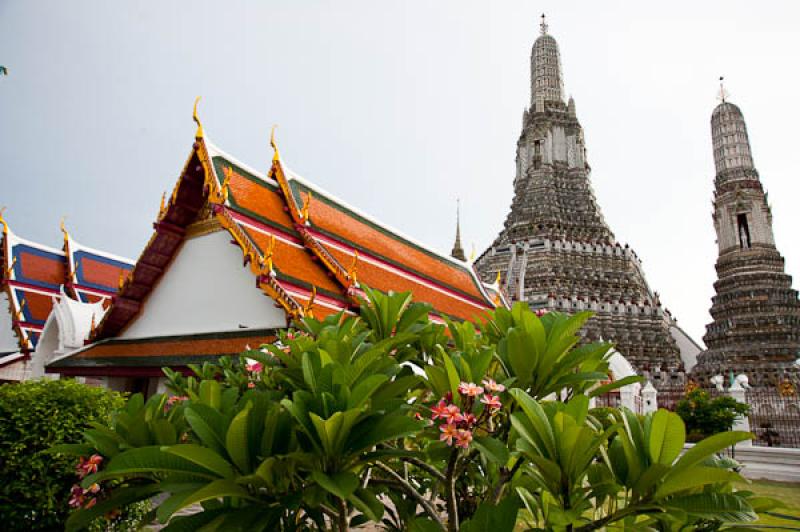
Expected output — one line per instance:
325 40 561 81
694 86 800 387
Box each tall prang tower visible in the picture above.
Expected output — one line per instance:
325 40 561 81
474 17 686 380
693 90 800 387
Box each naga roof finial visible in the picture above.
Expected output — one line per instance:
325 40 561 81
270 125 281 162
717 76 729 103
193 96 204 139
60 216 70 242
0 207 7 236
540 13 548 35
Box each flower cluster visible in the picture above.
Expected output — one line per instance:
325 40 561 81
428 378 505 449
70 454 104 508
69 482 100 509
76 454 103 478
164 395 188 411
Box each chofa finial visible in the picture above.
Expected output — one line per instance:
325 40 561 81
270 125 281 162
0 207 7 235
717 76 729 103
60 216 69 241
193 96 204 139
540 13 548 35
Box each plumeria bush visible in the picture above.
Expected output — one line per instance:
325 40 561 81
57 289 779 531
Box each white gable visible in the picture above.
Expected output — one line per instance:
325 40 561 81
121 230 286 339
0 292 19 354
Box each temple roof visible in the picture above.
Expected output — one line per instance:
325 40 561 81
0 215 133 354
84 120 501 356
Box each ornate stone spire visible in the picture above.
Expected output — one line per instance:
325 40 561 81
531 13 564 107
695 93 800 388
450 199 466 261
476 21 683 379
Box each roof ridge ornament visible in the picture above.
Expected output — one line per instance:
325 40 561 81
0 207 7 236
60 216 70 241
540 13 548 35
717 76 729 103
270 125 281 162
193 96 204 139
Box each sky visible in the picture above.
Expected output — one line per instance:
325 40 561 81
1 0 798 345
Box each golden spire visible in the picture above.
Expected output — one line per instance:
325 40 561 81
193 96 204 139
301 191 312 224
494 270 502 286
0 207 7 236
270 125 281 162
348 251 359 286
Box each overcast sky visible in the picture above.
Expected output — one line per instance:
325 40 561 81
1 1 798 345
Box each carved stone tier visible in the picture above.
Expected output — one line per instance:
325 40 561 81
476 23 683 382
693 100 800 388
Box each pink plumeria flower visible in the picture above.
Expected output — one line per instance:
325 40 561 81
247 382 256 389
439 423 459 446
458 382 484 397
460 413 477 427
87 483 101 494
430 400 449 421
481 378 505 393
77 454 103 478
246 360 263 373
455 429 473 449
68 485 85 508
442 404 463 424
480 394 502 412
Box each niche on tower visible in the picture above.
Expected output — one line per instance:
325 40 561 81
533 139 543 169
736 213 751 249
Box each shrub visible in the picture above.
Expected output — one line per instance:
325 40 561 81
0 378 124 531
62 290 779 531
676 389 750 441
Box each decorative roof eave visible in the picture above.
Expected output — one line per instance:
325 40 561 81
0 211 34 353
91 117 214 340
267 136 363 305
209 202 305 320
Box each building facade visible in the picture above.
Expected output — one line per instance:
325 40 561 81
474 19 692 384
693 96 800 387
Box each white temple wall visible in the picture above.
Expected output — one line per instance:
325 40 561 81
121 230 286 340
0 293 20 353
670 325 703 372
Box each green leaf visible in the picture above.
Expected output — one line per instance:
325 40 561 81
152 418 178 445
198 379 221 409
167 479 257 513
88 446 219 483
588 375 645 397
654 466 742 499
312 470 359 499
164 444 236 479
648 410 686 465
226 402 253 473
670 431 752 477
441 348 462 403
348 486 384 522
461 496 520 532
184 406 227 456
473 436 510 466
665 492 757 522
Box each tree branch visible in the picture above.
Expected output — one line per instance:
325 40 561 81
398 456 446 483
373 462 444 527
